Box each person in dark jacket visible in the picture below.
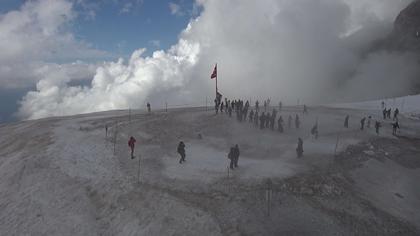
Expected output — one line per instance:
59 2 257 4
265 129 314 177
177 141 186 164
344 115 349 128
228 147 235 169
278 116 284 133
392 121 400 135
360 117 366 130
233 144 240 168
296 138 303 158
128 136 136 159
393 108 399 121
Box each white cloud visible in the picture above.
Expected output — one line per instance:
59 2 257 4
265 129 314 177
169 2 183 16
0 0 108 89
18 0 417 120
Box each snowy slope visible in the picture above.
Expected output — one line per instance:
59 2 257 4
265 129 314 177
0 101 419 235
327 94 420 119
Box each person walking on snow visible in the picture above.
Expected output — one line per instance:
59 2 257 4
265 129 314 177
128 136 136 159
177 141 186 164
367 116 372 128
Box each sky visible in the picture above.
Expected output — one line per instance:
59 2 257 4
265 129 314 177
0 0 416 123
0 0 197 122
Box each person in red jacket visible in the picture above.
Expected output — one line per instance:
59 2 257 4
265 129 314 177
128 136 136 159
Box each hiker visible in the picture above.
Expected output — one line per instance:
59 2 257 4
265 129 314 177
233 144 240 168
295 114 300 129
228 147 235 169
105 124 108 137
220 102 224 113
128 136 136 159
387 108 392 119
381 101 385 109
360 117 366 130
249 110 254 123
279 101 282 112
344 115 349 128
311 123 318 139
278 116 284 133
367 116 372 128
177 141 186 164
392 121 400 135
375 121 381 135
393 108 399 121
147 102 151 113
296 138 303 158
228 106 233 117
383 108 387 119
303 104 308 114
255 100 259 112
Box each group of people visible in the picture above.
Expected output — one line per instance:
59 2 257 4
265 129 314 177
345 105 401 136
216 97 308 158
125 99 404 170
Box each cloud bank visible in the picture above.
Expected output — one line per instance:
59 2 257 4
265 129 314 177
17 0 418 120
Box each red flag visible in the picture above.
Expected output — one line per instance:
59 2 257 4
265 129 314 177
210 64 217 79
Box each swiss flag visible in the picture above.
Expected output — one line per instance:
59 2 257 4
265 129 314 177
210 64 217 79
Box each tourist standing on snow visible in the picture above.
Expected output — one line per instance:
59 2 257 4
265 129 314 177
233 144 240 168
249 110 254 123
228 147 235 169
303 104 308 115
295 114 300 129
383 108 387 119
360 117 366 130
296 138 303 158
128 136 136 159
344 115 349 128
278 116 284 133
375 121 381 135
147 102 151 113
177 141 186 164
392 121 400 135
367 116 372 128
393 108 399 121
311 123 318 139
